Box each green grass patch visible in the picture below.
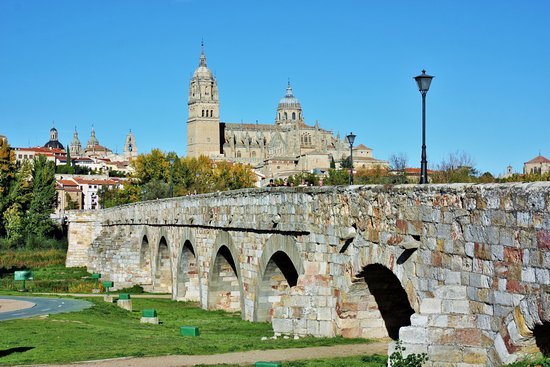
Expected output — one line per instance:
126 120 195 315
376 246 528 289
0 249 66 271
1 264 94 293
0 298 371 365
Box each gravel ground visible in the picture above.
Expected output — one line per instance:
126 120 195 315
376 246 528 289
26 342 388 367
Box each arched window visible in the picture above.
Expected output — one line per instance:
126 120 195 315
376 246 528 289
299 112 301 119
278 113 281 120
210 110 213 117
292 112 296 120
237 151 242 158
284 112 288 120
202 110 205 117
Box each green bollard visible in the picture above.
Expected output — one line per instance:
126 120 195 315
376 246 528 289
180 326 200 336
91 273 101 289
14 271 33 292
255 363 282 367
102 281 114 294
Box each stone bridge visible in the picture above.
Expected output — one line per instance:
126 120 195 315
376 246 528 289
66 183 550 366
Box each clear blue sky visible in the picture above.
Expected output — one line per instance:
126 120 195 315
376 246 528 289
1 0 548 175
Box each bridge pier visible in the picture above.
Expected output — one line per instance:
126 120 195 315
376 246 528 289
66 183 550 366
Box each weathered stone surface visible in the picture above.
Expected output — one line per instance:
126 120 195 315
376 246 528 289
65 183 550 367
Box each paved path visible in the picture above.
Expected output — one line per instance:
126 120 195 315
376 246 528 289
30 342 388 367
0 296 92 321
34 293 172 299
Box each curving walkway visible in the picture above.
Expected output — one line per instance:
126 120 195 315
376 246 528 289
0 296 92 321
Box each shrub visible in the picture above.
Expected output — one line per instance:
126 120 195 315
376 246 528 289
389 340 428 367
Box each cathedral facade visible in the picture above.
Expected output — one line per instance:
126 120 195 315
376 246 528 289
186 47 387 179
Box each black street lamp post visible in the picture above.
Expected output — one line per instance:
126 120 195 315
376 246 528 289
414 70 434 184
169 158 175 198
346 132 356 185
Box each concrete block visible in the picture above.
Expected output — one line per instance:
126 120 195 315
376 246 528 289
140 316 159 324
116 299 132 311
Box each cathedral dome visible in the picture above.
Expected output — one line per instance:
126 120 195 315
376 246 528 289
278 82 301 108
44 126 64 149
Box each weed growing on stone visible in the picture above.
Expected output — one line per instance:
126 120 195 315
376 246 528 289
504 356 550 367
388 340 428 367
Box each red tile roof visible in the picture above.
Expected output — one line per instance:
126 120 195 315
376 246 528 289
405 168 437 174
525 155 550 164
72 177 116 185
354 144 372 150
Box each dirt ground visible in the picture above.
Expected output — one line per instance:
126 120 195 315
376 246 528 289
0 298 35 313
34 342 388 367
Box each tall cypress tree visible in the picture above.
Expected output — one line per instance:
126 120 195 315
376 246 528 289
25 155 57 238
0 138 16 236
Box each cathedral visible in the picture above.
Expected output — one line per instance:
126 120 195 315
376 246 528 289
186 46 387 179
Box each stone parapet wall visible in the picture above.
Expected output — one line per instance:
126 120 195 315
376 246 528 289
66 183 550 366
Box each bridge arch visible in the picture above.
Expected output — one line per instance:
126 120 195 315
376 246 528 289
175 230 201 302
138 228 152 286
254 234 304 322
208 231 244 314
360 263 415 340
153 229 173 293
498 293 550 360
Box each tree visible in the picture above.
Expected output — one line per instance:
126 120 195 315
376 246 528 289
389 153 408 172
56 147 75 174
340 155 353 169
25 155 57 238
431 151 478 183
141 179 170 200
132 148 170 183
478 172 495 183
324 169 349 186
3 203 24 246
0 138 16 233
287 172 320 186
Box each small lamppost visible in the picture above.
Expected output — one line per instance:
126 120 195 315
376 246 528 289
346 132 356 185
414 70 434 184
169 157 175 198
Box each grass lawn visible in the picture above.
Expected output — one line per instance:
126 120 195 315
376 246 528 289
0 297 371 365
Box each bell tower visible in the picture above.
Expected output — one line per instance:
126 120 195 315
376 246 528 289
187 43 220 158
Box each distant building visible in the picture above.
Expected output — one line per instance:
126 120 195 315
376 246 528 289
55 174 124 214
13 125 137 174
44 127 64 150
523 155 550 175
13 146 66 164
186 45 388 182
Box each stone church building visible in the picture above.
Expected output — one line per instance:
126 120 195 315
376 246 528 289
186 46 387 180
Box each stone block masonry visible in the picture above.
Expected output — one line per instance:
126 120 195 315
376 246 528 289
66 182 550 366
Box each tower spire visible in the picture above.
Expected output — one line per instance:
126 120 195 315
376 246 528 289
286 78 293 97
199 39 207 67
